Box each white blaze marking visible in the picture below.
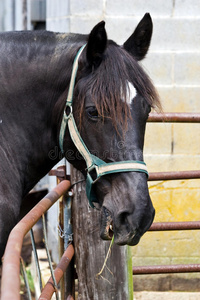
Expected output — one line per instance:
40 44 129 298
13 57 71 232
121 81 137 105
127 81 137 104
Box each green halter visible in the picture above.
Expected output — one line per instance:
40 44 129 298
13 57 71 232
59 44 148 208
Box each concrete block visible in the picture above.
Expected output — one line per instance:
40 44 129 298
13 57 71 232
46 0 69 18
170 188 200 221
104 16 139 44
160 179 200 189
133 275 171 291
0 0 4 31
173 123 200 155
151 18 200 52
70 16 103 34
150 189 173 222
169 232 200 258
133 257 200 292
133 230 200 257
172 192 198 222
132 231 172 257
174 0 200 17
132 258 171 292
70 0 103 16
46 17 70 32
171 258 200 290
148 179 200 191
144 154 200 172
141 52 173 85
15 0 23 30
172 257 200 265
144 123 172 155
157 87 200 113
132 257 171 266
174 53 200 85
135 291 200 296
105 0 173 17
149 187 200 222
104 17 200 51
46 0 70 32
171 276 200 292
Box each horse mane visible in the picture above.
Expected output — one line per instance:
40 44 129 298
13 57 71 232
76 41 161 132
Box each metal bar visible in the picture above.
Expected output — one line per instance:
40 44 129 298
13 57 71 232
1 180 71 300
149 221 200 231
42 214 59 300
64 193 75 299
148 112 200 123
57 171 65 300
30 228 43 292
133 264 200 275
64 194 73 248
58 200 65 300
39 244 74 300
49 168 66 181
50 165 75 299
20 257 32 300
148 170 200 181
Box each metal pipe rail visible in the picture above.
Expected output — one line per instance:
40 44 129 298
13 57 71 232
132 222 200 275
148 170 200 181
148 112 200 123
39 244 74 300
149 221 200 231
136 112 200 276
1 180 71 300
147 113 200 181
133 264 200 275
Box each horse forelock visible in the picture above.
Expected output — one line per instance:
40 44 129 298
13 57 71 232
76 42 161 132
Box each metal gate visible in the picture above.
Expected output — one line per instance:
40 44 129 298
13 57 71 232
1 180 73 300
133 112 200 276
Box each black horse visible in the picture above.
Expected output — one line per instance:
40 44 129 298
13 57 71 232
0 13 161 260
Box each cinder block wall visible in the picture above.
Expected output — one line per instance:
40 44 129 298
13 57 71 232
46 0 200 291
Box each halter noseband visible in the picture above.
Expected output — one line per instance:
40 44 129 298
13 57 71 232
59 44 148 208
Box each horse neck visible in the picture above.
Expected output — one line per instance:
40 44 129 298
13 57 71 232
1 33 85 196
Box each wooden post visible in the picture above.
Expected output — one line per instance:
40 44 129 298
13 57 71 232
71 167 133 300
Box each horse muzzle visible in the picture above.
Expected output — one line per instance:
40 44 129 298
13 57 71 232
100 205 155 246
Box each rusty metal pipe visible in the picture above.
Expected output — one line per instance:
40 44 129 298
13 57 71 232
1 180 71 300
148 170 200 181
133 264 200 275
149 221 200 231
39 244 74 300
148 112 200 123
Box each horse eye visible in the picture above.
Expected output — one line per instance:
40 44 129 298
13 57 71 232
142 99 151 114
87 107 99 118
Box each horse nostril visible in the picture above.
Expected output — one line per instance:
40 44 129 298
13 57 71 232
119 212 127 224
115 210 131 229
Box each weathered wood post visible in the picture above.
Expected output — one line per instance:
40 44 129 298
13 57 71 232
71 167 133 300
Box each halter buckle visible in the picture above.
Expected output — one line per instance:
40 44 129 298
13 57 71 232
87 165 99 184
65 105 73 120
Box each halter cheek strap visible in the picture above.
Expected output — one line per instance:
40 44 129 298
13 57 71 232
59 44 148 208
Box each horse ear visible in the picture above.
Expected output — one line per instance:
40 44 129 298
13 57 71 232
123 13 153 61
86 21 107 68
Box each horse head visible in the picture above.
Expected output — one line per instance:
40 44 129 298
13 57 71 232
62 13 161 246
